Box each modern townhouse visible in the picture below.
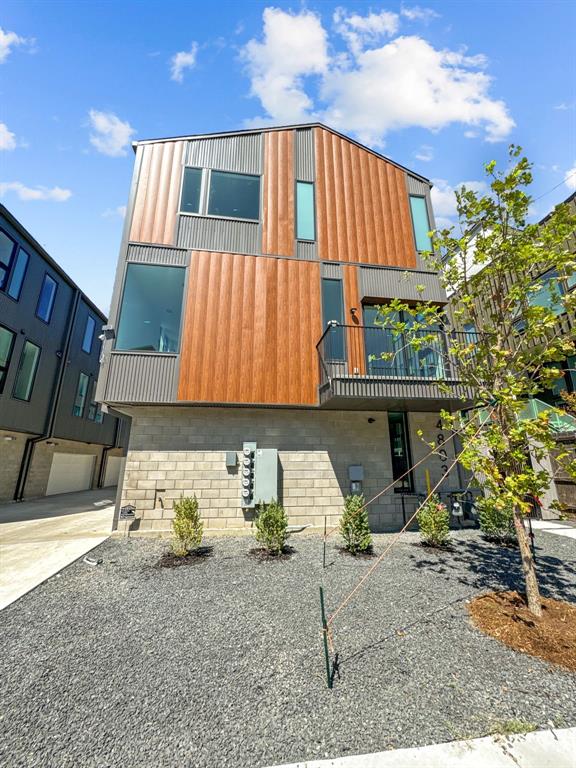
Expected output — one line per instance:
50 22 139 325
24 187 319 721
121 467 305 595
0 205 128 502
97 123 470 535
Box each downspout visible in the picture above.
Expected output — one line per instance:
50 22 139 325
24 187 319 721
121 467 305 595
13 289 82 501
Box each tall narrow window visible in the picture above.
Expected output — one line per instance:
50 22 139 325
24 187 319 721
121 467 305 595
116 264 185 353
208 171 260 220
180 167 203 214
82 315 96 354
87 380 103 422
409 195 432 252
321 278 345 361
13 341 41 401
388 412 413 491
73 372 90 417
0 325 16 394
296 182 315 240
0 229 17 291
36 274 58 323
7 249 29 300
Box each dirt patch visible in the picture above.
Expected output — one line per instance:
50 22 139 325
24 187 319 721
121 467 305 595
337 546 375 559
156 546 214 568
468 590 576 671
248 546 295 561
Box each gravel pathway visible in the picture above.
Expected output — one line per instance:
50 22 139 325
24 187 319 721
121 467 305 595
1 530 575 768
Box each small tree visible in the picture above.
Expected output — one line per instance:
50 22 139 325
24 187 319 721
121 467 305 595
340 494 373 554
417 494 450 547
478 497 515 545
172 495 203 556
373 146 576 616
255 499 289 555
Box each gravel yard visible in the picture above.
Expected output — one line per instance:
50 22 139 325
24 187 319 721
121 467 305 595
1 529 575 768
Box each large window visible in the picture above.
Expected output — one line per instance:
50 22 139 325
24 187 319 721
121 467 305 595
0 325 16 394
116 264 185 353
388 412 413 492
82 315 96 354
73 372 90 417
409 195 432 253
36 274 58 323
13 340 40 401
0 229 17 291
7 249 29 300
180 167 202 214
321 278 345 360
528 269 565 316
296 182 315 240
208 171 260 220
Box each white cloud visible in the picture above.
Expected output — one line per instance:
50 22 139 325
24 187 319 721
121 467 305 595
102 205 127 219
554 102 574 111
400 6 440 23
0 122 17 150
242 8 514 147
431 178 488 222
0 182 72 202
334 8 399 55
0 27 32 63
241 7 328 124
89 110 135 157
170 43 198 83
565 164 576 191
414 144 434 162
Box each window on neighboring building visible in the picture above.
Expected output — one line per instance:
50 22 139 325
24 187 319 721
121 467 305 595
565 272 576 291
73 372 90 417
82 315 96 354
388 412 414 492
7 249 29 300
207 171 260 220
179 167 203 214
87 380 103 422
36 274 58 323
0 229 17 291
296 181 315 240
0 325 16 394
12 340 40 401
115 264 186 353
409 195 432 252
321 278 345 360
528 269 565 316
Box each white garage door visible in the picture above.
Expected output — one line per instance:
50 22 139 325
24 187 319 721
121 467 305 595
46 453 96 496
103 456 125 487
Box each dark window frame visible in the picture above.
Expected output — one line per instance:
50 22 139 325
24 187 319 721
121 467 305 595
6 247 30 301
409 194 432 254
179 166 204 215
0 323 16 395
35 272 58 324
388 412 414 492
0 226 18 294
82 315 96 354
178 167 262 223
12 339 41 402
295 180 316 242
73 371 90 418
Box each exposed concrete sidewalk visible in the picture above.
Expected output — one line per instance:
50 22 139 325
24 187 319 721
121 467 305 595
268 727 576 768
528 520 576 539
0 489 116 610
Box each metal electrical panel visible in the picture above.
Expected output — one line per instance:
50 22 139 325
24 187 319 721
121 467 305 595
254 448 278 505
241 442 257 508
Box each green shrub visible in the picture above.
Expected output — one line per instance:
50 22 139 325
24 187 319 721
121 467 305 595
172 495 203 556
340 494 373 554
255 499 289 555
478 497 515 544
417 494 450 547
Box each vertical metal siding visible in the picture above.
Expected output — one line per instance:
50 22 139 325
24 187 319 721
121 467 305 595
126 243 189 266
105 353 179 403
295 128 315 181
185 134 262 175
358 266 446 303
176 216 260 255
296 241 317 260
321 262 342 279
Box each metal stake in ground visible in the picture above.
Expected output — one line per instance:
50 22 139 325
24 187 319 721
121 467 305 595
319 586 333 689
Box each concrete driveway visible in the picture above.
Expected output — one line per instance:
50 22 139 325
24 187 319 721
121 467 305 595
0 488 116 610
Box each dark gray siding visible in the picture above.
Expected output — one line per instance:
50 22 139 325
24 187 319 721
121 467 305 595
185 133 262 175
295 128 315 181
359 266 446 303
105 353 179 403
176 216 260 254
126 243 189 266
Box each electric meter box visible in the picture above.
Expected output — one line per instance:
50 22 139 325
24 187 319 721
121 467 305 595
253 448 278 505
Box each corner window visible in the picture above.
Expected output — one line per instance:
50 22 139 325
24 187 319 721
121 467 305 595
321 278 345 361
180 167 202 214
7 249 29 300
73 372 90 417
296 181 315 241
12 340 41 401
0 229 17 291
36 274 58 323
116 264 185 353
409 195 432 252
82 315 96 354
208 171 260 221
0 325 16 394
388 412 413 491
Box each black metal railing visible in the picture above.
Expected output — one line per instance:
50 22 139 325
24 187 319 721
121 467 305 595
317 324 464 385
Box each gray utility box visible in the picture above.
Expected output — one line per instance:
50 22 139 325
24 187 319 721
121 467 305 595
254 448 279 505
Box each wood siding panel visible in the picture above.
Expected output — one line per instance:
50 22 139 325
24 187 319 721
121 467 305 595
129 141 185 245
177 252 322 405
314 128 417 268
262 130 295 257
343 265 366 375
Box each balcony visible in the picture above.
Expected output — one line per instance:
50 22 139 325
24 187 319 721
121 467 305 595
316 324 470 411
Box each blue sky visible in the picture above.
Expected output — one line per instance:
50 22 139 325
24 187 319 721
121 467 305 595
1 0 575 313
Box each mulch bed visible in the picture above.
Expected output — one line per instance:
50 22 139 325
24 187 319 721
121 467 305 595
156 546 214 568
248 545 295 561
468 590 576 671
337 546 375 559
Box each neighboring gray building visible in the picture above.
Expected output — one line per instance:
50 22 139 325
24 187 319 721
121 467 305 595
0 204 128 502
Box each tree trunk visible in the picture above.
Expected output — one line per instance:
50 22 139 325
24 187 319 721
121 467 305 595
513 507 542 617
